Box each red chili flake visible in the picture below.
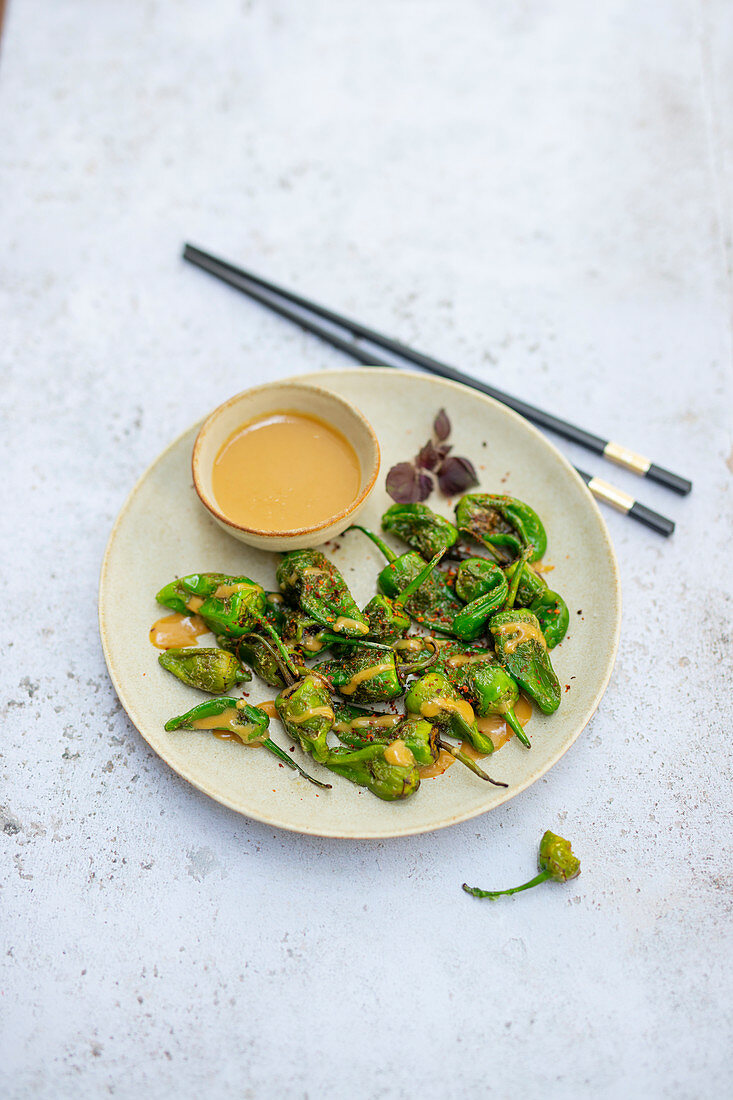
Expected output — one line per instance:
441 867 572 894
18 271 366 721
564 685 571 692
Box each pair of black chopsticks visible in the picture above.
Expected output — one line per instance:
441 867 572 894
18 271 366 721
183 243 690 536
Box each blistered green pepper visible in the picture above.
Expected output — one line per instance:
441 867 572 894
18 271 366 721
281 608 332 656
165 696 269 741
503 560 568 649
454 559 504 603
489 608 561 714
361 547 446 642
276 550 369 638
331 701 403 741
315 646 403 705
382 502 459 559
437 644 531 749
463 830 580 899
324 743 420 801
217 632 300 690
391 635 438 669
404 671 492 756
156 573 266 636
156 572 299 678
158 647 250 693
362 594 411 643
350 527 462 634
455 494 547 562
333 707 435 763
451 561 509 642
332 707 496 782
275 673 335 763
164 697 330 788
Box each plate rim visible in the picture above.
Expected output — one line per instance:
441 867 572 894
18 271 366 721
98 367 622 838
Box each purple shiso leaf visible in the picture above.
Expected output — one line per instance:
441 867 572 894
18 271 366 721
386 462 434 503
437 455 479 496
416 440 441 471
433 408 451 441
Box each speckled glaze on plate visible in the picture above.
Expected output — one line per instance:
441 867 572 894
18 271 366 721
98 369 621 838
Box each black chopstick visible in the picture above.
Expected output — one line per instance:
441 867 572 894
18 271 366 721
183 244 691 496
574 470 674 536
182 244 676 536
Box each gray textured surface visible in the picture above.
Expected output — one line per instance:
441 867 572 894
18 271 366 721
1 2 731 1098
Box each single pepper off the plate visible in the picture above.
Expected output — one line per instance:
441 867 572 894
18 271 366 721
276 549 369 637
463 830 580 899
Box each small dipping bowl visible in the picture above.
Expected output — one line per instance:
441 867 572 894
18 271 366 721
192 381 380 550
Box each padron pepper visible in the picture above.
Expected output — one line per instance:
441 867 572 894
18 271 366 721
451 560 509 642
158 647 251 693
324 743 420 801
362 594 411 643
217 632 301 690
455 493 547 563
315 645 403 705
276 550 369 638
361 546 446 642
404 671 494 759
350 526 462 635
333 706 497 783
437 643 531 749
156 573 266 637
503 560 569 649
454 559 505 603
463 830 580 899
281 608 333 656
489 560 561 720
156 572 298 677
381 502 459 559
275 673 335 764
164 697 330 789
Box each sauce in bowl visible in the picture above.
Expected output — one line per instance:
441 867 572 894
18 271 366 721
211 410 361 532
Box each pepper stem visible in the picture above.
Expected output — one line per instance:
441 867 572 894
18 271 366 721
263 738 332 789
462 869 551 898
503 707 531 749
347 525 397 563
319 636 393 652
503 547 532 611
436 738 508 787
397 638 440 676
394 549 446 606
258 620 300 681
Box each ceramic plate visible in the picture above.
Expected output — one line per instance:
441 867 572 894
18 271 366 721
99 369 621 838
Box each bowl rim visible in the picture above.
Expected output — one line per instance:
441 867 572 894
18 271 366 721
191 380 381 538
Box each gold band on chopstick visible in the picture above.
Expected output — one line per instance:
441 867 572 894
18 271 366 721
587 477 634 514
603 441 651 475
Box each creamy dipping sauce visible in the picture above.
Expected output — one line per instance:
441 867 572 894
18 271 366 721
212 411 361 531
149 613 209 649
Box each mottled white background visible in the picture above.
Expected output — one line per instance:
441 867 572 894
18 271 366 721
1 2 731 1098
